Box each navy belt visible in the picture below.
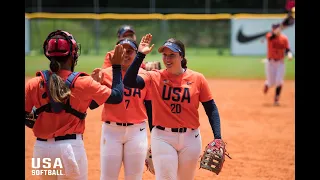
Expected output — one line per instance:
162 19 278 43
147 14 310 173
105 121 134 126
36 134 81 141
156 125 194 133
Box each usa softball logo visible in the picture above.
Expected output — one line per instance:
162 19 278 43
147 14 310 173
32 158 64 176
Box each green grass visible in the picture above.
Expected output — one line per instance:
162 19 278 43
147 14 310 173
25 48 295 80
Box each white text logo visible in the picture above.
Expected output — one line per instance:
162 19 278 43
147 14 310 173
32 158 64 176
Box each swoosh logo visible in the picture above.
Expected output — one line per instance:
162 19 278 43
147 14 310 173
140 128 145 131
237 27 269 44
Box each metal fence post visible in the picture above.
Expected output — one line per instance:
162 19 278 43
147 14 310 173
94 0 100 55
263 0 269 13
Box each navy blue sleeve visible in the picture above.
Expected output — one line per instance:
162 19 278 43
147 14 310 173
201 99 222 139
144 100 153 132
89 65 124 109
106 65 124 104
123 52 146 89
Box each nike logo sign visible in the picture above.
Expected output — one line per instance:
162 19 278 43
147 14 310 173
186 82 193 85
140 128 145 131
195 134 199 138
237 27 269 44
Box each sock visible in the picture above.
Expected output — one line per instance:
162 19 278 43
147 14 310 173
275 85 282 101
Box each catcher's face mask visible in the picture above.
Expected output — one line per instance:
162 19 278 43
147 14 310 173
43 30 81 61
43 30 81 71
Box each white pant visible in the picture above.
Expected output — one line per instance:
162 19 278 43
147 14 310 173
32 134 88 180
151 127 202 180
265 59 285 87
100 121 148 180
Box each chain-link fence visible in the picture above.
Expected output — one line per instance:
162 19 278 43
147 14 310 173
26 13 234 55
25 13 291 56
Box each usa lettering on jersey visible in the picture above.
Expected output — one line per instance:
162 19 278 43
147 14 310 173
161 85 191 114
124 86 141 98
123 86 142 109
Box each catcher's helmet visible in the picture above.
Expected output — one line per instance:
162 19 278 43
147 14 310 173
117 25 135 38
43 30 80 61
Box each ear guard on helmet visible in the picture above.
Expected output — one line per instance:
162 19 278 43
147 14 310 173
43 30 81 61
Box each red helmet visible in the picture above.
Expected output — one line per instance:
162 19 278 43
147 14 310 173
43 30 80 61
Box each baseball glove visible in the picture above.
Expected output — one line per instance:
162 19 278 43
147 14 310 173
199 139 231 175
144 61 161 71
145 146 155 175
282 14 295 27
25 107 38 129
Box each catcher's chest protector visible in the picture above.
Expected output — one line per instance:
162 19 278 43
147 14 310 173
35 70 88 119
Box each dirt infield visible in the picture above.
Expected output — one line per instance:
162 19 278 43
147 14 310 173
25 78 295 180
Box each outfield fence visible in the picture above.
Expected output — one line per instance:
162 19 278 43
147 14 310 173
25 13 294 56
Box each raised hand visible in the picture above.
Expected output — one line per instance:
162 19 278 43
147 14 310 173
91 68 104 83
110 44 125 65
138 33 155 55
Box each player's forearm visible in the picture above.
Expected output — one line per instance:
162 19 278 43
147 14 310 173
106 65 124 104
201 99 222 139
144 100 154 132
123 52 146 89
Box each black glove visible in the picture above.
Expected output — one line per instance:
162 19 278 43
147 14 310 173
282 15 295 27
25 108 38 129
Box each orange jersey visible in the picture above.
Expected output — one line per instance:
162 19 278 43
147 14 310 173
102 49 115 69
266 32 289 60
100 67 151 124
25 69 112 139
139 69 213 129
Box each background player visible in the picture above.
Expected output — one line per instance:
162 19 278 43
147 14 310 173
90 37 153 180
263 23 293 106
123 35 225 180
102 25 136 69
102 25 161 71
25 30 125 180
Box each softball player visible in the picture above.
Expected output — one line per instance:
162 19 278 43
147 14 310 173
102 25 138 69
101 25 157 70
263 23 293 106
123 34 224 180
90 37 153 180
25 30 125 180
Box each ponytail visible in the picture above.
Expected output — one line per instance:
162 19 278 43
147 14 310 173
181 57 188 69
48 59 71 103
